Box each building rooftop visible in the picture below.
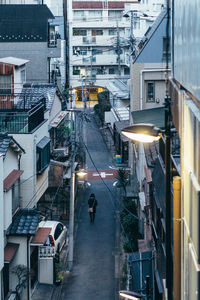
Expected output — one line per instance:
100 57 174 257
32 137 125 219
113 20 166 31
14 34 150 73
9 209 40 236
18 83 58 111
0 133 25 156
0 57 29 66
0 5 54 43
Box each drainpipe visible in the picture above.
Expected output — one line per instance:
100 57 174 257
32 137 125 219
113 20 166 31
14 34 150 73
33 135 37 207
18 154 22 208
27 234 31 300
139 68 171 110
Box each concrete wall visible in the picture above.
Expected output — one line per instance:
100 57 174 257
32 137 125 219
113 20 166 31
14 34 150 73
13 120 49 208
181 96 200 300
130 62 169 111
174 0 200 101
3 149 19 230
0 42 61 83
0 155 4 276
8 236 29 300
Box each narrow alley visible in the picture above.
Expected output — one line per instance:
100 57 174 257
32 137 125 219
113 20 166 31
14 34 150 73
60 111 118 300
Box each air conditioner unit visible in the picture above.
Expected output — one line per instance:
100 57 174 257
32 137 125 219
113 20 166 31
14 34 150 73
53 147 69 157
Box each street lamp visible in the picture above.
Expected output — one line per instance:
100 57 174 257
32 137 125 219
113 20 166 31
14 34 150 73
121 123 162 143
119 290 143 300
121 107 173 300
68 167 87 271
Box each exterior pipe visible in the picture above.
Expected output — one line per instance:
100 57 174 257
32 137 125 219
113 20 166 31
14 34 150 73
173 176 181 300
139 68 171 110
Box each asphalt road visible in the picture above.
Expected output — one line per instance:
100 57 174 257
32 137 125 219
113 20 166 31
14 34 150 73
60 113 118 300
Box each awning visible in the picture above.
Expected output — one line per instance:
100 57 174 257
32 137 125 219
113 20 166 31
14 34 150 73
4 243 19 263
131 106 165 129
30 228 51 246
50 111 67 128
4 169 24 191
37 136 51 149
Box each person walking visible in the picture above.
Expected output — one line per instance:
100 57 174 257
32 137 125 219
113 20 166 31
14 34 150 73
88 193 98 223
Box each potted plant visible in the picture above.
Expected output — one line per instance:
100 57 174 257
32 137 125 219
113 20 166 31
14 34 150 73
55 272 64 285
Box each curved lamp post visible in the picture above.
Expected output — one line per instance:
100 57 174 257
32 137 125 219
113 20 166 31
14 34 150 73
121 120 173 300
119 290 143 300
68 168 87 271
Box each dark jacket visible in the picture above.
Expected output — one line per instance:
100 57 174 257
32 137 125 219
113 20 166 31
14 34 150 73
88 196 98 213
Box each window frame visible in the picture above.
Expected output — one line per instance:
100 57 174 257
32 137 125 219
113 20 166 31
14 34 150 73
36 140 50 175
146 81 155 103
73 28 87 36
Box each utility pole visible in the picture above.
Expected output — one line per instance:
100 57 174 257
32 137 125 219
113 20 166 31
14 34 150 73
67 112 76 271
116 21 121 76
63 0 69 89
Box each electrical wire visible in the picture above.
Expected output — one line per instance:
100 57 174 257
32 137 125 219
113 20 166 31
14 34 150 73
79 115 153 282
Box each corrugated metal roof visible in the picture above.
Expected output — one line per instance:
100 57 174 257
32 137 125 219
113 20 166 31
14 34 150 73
131 106 165 129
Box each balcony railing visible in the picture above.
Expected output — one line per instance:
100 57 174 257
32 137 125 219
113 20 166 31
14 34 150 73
39 246 55 258
0 102 45 133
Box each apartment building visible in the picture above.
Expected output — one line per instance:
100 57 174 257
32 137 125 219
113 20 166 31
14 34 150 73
69 0 165 105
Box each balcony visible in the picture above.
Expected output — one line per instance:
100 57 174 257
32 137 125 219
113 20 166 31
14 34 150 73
0 94 45 133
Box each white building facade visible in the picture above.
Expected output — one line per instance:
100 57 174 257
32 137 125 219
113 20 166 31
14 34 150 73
68 0 165 104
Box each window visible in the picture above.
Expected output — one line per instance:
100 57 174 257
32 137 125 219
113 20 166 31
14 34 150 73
73 66 80 75
108 10 122 21
73 10 85 20
109 29 116 36
146 82 155 102
109 68 115 75
21 70 26 83
92 29 103 36
163 37 171 60
73 28 87 36
0 75 12 95
92 49 103 55
89 10 102 21
36 137 50 174
124 67 130 75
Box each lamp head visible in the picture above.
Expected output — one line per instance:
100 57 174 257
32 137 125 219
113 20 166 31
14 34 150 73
121 123 162 143
119 290 142 300
123 12 130 18
76 170 87 177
